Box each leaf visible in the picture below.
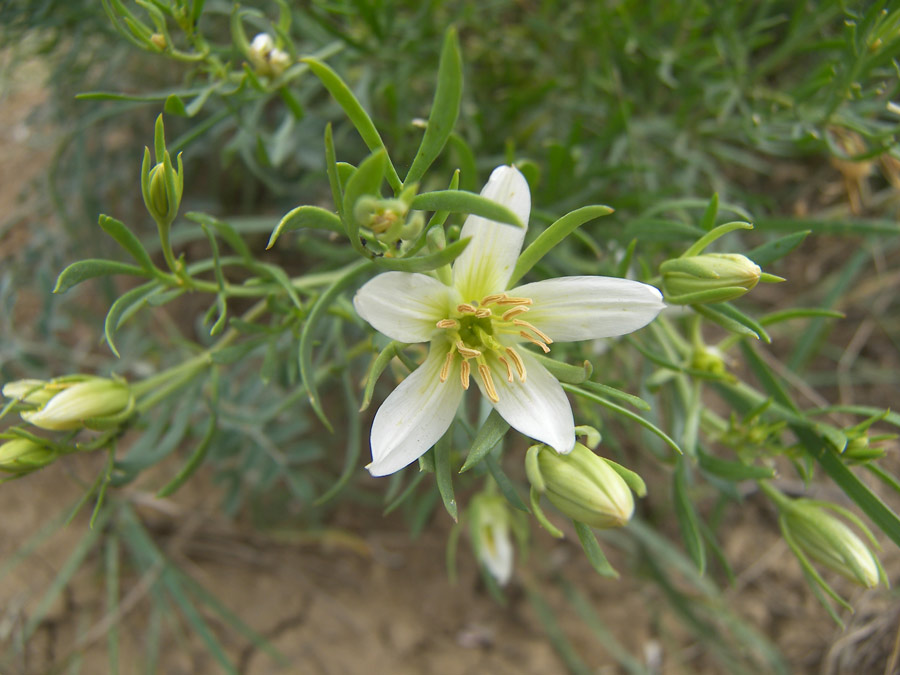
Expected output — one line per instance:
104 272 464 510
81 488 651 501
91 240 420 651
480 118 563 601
360 341 408 412
693 303 762 341
434 433 458 522
697 449 776 481
530 353 593 384
410 190 523 227
374 236 470 273
98 215 158 273
460 409 509 472
673 458 706 574
104 282 162 357
404 27 463 186
574 522 619 578
54 259 147 294
156 415 217 497
164 94 187 116
578 381 650 411
484 454 529 512
509 205 613 285
747 230 810 266
267 206 344 248
302 57 402 192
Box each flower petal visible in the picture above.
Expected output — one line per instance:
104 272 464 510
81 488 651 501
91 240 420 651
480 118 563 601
482 520 514 586
509 276 665 342
353 271 456 343
452 165 531 302
368 345 463 476
482 351 575 454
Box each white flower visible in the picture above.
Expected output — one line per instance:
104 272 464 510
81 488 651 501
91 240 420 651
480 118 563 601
469 494 514 585
248 33 290 77
353 166 665 476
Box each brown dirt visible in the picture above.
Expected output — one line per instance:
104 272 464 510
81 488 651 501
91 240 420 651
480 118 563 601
2 53 899 675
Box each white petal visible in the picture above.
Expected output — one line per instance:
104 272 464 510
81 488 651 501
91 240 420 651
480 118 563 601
452 165 531 302
483 351 575 454
353 272 456 343
482 521 513 586
368 345 463 476
509 276 665 342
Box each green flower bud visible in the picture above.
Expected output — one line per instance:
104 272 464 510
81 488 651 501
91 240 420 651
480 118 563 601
0 438 56 474
468 494 513 586
660 253 762 304
21 378 133 431
527 443 636 529
354 196 409 236
2 379 54 406
781 499 882 589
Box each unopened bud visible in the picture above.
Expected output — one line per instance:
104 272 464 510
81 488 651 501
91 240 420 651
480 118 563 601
248 33 291 77
527 443 637 529
21 377 133 431
661 253 765 304
150 33 167 51
147 164 173 222
2 379 54 406
781 500 882 588
0 438 56 475
468 494 513 586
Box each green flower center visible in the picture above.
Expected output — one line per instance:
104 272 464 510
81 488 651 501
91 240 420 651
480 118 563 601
434 292 553 402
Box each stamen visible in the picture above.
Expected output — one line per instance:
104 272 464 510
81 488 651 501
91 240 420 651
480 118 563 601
474 308 492 318
480 293 506 306
436 319 459 329
457 303 476 314
495 296 533 306
513 319 554 344
456 341 482 359
502 305 530 320
505 347 527 381
460 360 471 389
440 350 455 383
498 356 514 382
520 331 551 353
479 364 499 403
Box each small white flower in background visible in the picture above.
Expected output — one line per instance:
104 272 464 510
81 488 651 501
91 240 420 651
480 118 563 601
248 33 290 78
354 165 665 476
469 494 514 586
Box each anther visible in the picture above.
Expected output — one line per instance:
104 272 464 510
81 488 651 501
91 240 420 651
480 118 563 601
520 331 551 353
479 364 499 403
460 360 471 389
498 356 514 382
440 350 455 383
505 347 527 381
457 303 476 314
513 319 554 344
480 293 506 306
502 305 529 320
474 308 492 318
495 296 533 306
436 319 459 329
456 341 482 359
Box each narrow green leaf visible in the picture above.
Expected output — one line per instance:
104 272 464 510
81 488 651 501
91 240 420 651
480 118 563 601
267 206 343 248
697 449 776 481
302 57 401 192
98 215 158 272
759 308 844 326
714 302 771 343
315 366 363 505
693 303 760 340
578 381 650 411
682 221 753 258
156 416 217 498
434 433 458 522
460 409 509 472
673 458 706 574
54 259 147 294
105 282 161 357
484 454 529 512
509 205 613 285
410 190 523 228
374 236 470 273
164 94 187 116
699 193 719 231
530 353 593 384
748 230 810 266
404 27 463 186
299 260 372 430
360 341 408 412
573 522 619 578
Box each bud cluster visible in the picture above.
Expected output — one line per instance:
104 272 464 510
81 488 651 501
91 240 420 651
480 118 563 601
248 33 291 78
354 184 424 248
3 376 133 432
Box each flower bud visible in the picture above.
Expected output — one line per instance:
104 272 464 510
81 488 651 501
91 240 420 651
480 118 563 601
781 500 882 588
21 377 133 431
528 443 636 529
0 438 57 475
149 33 167 51
248 33 291 77
468 494 513 586
2 379 55 406
660 253 762 304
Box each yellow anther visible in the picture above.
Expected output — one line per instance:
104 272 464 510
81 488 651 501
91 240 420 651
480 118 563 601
480 293 506 306
456 341 482 359
474 308 493 318
440 350 455 383
457 303 477 314
513 319 553 344
520 331 551 353
436 319 459 329
502 305 529 320
495 296 533 306
460 360 471 389
505 347 526 381
479 364 499 403
498 356 514 382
